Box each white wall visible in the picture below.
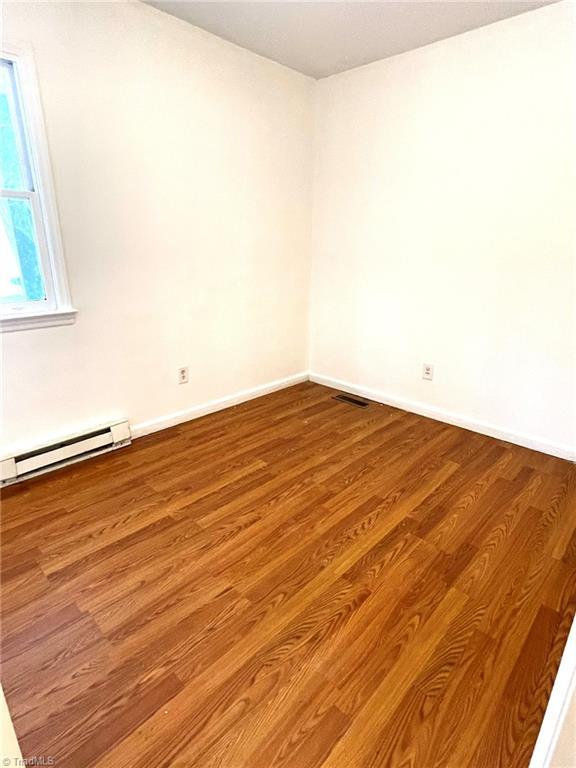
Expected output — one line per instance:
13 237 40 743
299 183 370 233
1 0 314 448
0 686 22 766
551 693 576 767
310 1 576 459
3 1 576 460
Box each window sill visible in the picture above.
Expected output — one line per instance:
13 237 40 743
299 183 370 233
0 307 77 332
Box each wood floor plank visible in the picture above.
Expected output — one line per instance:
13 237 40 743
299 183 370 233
469 604 563 768
200 671 342 768
1 381 574 768
319 586 469 768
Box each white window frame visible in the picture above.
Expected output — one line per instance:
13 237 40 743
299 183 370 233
1 42 75 332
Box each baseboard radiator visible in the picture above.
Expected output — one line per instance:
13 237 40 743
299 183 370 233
1 420 131 486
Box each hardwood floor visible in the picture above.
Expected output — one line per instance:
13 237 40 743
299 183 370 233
1 381 575 767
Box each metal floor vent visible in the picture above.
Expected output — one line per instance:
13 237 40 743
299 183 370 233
333 393 370 408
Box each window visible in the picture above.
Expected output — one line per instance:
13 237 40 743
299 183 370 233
0 45 74 331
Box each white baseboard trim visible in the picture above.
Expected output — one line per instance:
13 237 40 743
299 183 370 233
309 372 576 462
529 615 576 768
131 372 309 439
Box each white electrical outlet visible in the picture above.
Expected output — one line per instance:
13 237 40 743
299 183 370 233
178 366 189 384
422 364 434 381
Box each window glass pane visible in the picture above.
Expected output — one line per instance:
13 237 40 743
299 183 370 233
0 59 33 191
0 197 46 303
